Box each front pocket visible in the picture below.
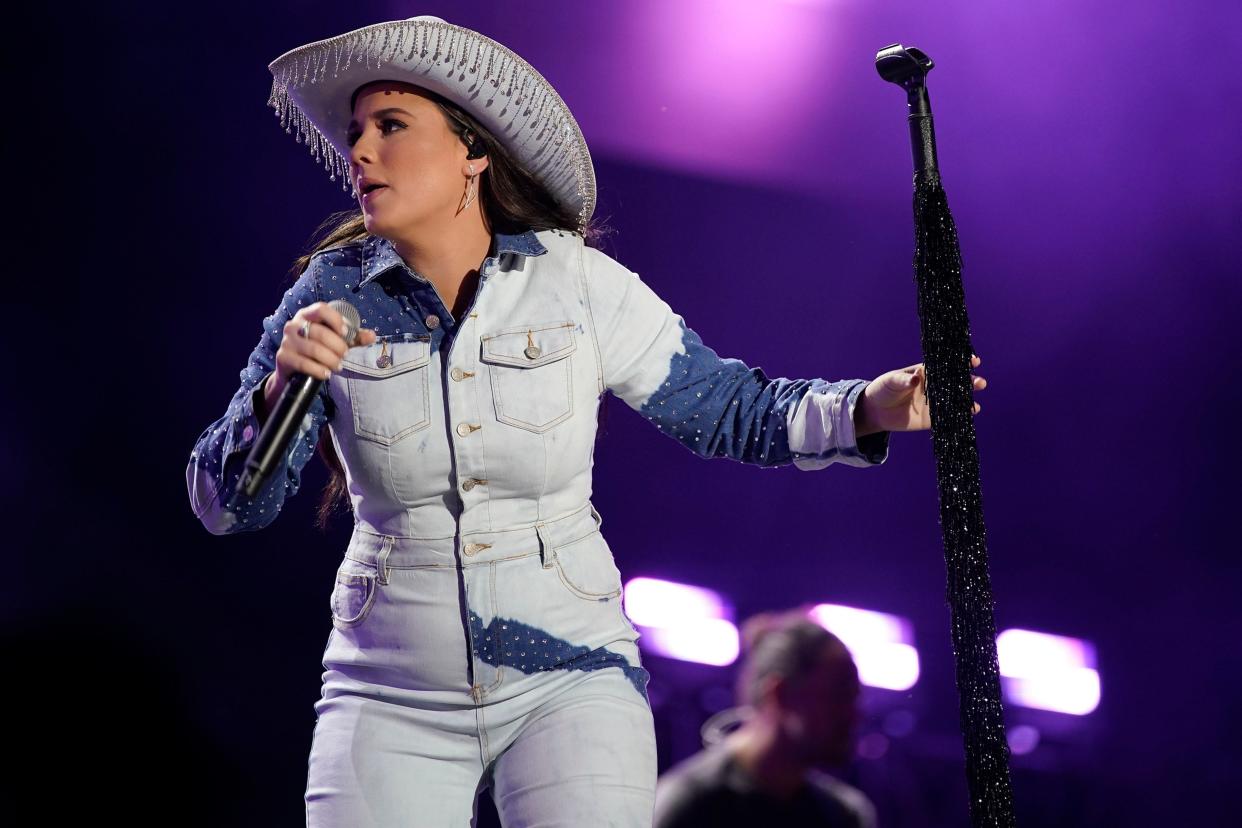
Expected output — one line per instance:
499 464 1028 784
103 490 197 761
330 565 378 629
480 321 576 433
343 334 431 446
553 528 623 601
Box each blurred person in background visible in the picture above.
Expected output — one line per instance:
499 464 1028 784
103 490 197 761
654 610 876 827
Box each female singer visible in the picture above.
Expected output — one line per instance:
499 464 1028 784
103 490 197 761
187 15 985 827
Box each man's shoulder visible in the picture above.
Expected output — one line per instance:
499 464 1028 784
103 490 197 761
654 748 878 828
653 747 738 826
660 745 735 788
806 770 878 828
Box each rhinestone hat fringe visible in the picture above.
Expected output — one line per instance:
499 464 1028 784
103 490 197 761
267 18 596 233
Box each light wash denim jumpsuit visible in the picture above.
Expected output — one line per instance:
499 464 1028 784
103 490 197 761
187 227 890 827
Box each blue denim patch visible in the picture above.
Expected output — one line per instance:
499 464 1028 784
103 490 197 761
469 611 650 700
637 320 812 466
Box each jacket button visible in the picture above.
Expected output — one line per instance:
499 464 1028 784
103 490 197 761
425 314 440 329
462 478 484 491
456 422 479 437
451 367 465 381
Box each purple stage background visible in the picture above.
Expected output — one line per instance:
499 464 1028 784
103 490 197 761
8 1 1239 824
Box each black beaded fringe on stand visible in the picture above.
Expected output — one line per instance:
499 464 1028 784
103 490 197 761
913 176 1016 827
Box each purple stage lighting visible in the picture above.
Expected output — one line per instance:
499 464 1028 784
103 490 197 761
1006 724 1042 756
535 0 841 190
807 604 920 691
623 577 729 628
997 629 1101 716
624 577 740 666
639 621 742 667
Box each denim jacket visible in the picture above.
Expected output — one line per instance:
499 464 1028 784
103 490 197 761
186 228 890 539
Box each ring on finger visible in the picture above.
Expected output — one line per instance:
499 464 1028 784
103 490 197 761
297 320 311 339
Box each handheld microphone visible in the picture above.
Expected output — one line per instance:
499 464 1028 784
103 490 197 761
236 299 360 498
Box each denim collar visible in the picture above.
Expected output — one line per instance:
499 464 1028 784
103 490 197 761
358 229 547 288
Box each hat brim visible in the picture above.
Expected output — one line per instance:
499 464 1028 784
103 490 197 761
267 17 595 231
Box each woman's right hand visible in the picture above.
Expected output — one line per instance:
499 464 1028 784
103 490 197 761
262 302 377 417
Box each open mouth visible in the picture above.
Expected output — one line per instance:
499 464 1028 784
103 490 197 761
362 183 387 195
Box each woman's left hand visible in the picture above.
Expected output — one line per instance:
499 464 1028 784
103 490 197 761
855 354 987 437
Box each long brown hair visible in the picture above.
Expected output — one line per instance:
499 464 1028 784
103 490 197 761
292 90 612 530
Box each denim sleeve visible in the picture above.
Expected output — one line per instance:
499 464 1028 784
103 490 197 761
582 247 889 468
185 262 332 535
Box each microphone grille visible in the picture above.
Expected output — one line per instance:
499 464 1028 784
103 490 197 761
330 299 362 345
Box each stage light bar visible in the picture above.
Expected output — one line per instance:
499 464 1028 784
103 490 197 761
997 628 1100 715
807 604 920 691
639 619 741 667
623 577 739 666
623 577 729 628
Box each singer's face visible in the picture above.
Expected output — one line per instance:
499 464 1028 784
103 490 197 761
346 82 469 236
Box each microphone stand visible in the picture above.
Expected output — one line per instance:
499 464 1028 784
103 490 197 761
876 43 1017 827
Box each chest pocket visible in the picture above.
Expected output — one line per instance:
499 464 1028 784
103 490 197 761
342 334 431 446
480 321 576 433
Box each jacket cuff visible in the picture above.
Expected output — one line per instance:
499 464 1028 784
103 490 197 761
787 379 890 470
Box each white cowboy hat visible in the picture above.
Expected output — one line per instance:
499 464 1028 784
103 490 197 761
267 15 596 231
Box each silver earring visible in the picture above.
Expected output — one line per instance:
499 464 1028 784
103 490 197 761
462 164 478 210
